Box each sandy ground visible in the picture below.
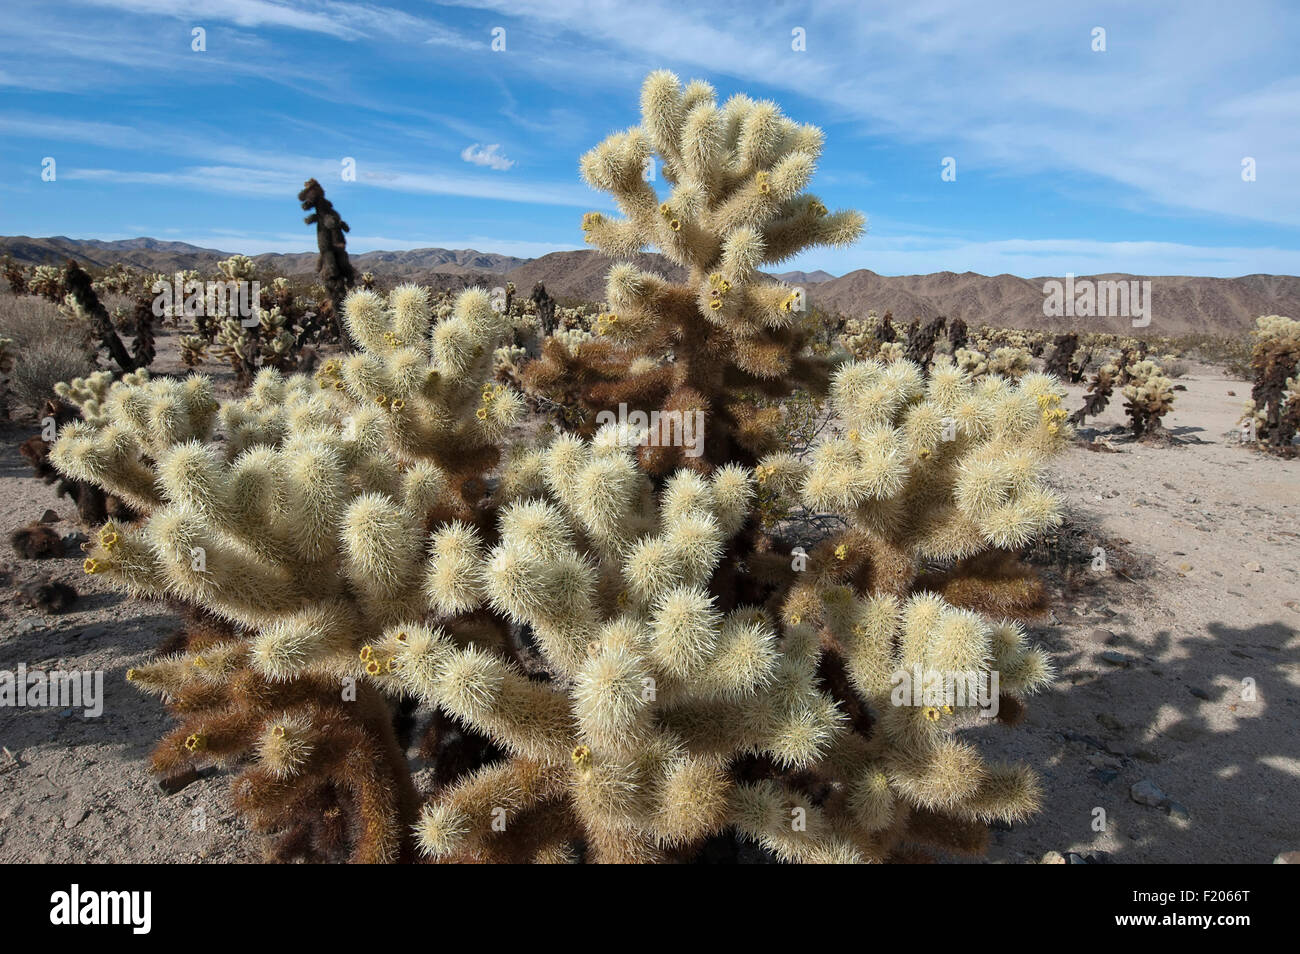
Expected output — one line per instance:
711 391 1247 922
0 352 1295 863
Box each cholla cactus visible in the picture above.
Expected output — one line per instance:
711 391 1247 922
61 261 151 372
1121 358 1175 437
876 340 905 364
47 284 521 860
1070 357 1120 426
44 75 1069 865
179 334 208 367
987 345 1031 381
29 264 65 301
761 358 1069 617
214 304 297 385
953 346 988 379
1242 315 1300 454
523 70 864 472
218 254 257 283
839 310 881 359
370 430 1051 862
903 316 947 369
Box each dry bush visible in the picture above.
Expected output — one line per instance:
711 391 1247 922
0 290 97 410
9 343 95 410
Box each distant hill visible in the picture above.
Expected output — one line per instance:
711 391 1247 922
0 236 528 280
808 269 1300 336
772 269 836 284
4 236 1295 335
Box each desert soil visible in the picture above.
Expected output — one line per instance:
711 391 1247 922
0 349 1296 863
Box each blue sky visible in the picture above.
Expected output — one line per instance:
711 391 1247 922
1 0 1299 277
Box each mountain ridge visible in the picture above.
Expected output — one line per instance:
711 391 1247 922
3 235 1294 334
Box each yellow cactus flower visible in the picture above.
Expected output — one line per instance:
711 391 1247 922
571 745 592 770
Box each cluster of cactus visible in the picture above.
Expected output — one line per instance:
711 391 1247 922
758 359 1070 608
973 326 1047 358
46 73 1070 864
987 346 1032 381
839 310 886 359
943 343 1030 383
953 346 989 378
92 262 146 297
16 371 149 525
1241 315 1300 454
894 317 942 369
28 264 66 302
1070 357 1120 426
1069 344 1152 430
841 311 963 373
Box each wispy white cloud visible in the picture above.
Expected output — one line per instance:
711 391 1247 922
1 113 597 206
60 161 596 207
426 22 485 50
74 0 435 41
460 143 515 171
442 0 1300 228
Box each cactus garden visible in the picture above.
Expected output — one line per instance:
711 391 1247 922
0 5 1297 887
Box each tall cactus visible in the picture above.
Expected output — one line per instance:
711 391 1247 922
522 71 864 473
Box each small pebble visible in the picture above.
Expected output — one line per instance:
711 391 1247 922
1131 779 1166 806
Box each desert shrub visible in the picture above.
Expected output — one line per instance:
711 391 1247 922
1159 355 1190 379
0 291 97 410
8 343 95 411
